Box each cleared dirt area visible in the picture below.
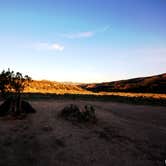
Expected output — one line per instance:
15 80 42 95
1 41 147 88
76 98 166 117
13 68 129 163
0 99 166 166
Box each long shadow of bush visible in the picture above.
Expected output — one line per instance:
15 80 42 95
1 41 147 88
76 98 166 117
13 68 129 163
0 99 36 117
60 104 97 123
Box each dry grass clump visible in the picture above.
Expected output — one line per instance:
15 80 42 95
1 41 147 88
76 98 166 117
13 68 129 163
60 104 96 123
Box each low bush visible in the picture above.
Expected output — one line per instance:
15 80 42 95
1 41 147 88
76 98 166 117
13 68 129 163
60 104 96 123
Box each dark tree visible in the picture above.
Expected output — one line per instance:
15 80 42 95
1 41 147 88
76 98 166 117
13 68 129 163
0 69 13 99
0 69 32 116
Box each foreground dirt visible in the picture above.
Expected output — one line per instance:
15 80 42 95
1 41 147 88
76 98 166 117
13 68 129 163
0 99 166 166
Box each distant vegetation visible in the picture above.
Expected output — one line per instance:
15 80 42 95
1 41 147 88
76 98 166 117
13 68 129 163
80 73 166 94
1 72 166 106
24 80 91 94
21 73 166 95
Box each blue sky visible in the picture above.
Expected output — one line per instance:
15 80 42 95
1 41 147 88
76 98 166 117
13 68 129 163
0 0 166 83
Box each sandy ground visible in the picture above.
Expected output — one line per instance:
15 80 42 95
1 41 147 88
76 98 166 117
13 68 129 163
0 99 166 166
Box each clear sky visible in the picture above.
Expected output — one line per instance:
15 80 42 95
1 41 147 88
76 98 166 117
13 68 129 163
0 0 166 83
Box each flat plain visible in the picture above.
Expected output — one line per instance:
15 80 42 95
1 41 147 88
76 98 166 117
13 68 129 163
0 98 166 166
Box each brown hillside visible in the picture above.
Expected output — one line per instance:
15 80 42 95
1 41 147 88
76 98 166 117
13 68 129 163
24 80 90 94
80 73 166 93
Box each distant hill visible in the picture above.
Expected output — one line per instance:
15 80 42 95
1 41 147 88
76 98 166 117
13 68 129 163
80 73 166 93
24 80 90 94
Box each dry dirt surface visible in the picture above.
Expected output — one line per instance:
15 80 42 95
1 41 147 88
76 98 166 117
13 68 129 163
0 99 166 166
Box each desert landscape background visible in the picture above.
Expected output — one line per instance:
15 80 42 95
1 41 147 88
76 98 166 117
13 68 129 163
0 73 166 166
1 0 166 165
22 73 166 106
23 73 166 94
0 98 166 166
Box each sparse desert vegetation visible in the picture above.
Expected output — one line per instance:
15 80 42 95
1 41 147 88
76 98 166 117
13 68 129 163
15 73 166 107
0 69 36 118
60 104 96 123
0 71 166 166
6 75 165 107
24 80 91 94
0 99 166 166
1 0 166 165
